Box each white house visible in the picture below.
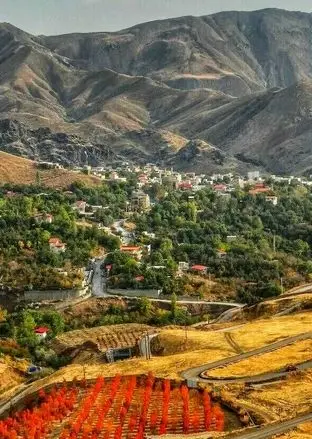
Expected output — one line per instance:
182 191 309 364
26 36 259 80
266 196 278 206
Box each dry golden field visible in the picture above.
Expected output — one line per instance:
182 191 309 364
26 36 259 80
0 151 101 188
208 340 312 378
275 423 312 438
0 356 29 399
47 311 312 383
235 371 312 420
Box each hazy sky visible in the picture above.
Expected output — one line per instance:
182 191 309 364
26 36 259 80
1 0 312 35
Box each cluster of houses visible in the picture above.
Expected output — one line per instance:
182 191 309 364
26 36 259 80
79 164 284 205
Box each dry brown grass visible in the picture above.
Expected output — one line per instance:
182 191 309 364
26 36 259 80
234 371 312 420
51 311 312 379
275 423 312 438
208 339 312 377
160 130 188 151
0 151 101 188
223 311 312 351
0 356 29 400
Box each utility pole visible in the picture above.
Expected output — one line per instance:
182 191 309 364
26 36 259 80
184 324 188 346
144 332 149 360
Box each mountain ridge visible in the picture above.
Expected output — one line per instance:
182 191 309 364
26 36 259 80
1 9 312 174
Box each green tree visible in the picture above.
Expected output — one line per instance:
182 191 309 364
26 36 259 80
16 310 38 347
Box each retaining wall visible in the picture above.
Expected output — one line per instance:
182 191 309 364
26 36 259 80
20 287 88 302
107 288 161 299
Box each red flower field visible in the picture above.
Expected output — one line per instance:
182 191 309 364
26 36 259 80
0 374 225 438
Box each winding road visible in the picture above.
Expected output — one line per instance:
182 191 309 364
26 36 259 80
181 330 312 438
181 331 312 385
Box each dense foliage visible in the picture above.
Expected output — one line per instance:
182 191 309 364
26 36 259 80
0 181 132 290
132 182 312 303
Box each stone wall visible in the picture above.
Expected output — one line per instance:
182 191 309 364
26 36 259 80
21 287 88 302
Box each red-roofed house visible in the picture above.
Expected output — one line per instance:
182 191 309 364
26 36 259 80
120 246 143 261
49 237 66 253
191 265 207 274
249 187 271 195
214 184 227 192
35 327 49 339
135 275 145 282
179 182 193 190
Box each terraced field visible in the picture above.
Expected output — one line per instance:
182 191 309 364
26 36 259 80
53 324 154 355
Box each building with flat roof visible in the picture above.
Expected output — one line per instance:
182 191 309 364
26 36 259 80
131 191 151 212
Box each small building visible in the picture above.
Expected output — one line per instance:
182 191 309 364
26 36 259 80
142 231 156 239
227 235 237 242
35 327 49 339
34 213 53 224
179 182 193 191
213 184 227 193
74 201 87 214
247 171 260 181
138 174 148 186
109 171 119 181
249 183 271 195
178 262 190 272
131 191 151 212
120 246 143 261
266 196 278 206
191 265 207 274
135 275 145 282
49 237 66 253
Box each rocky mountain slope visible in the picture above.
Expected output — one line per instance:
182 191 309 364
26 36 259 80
1 9 312 174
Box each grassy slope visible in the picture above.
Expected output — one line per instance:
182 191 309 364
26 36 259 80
0 151 101 188
49 311 312 380
208 339 312 377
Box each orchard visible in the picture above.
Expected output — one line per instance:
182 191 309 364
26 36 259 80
0 374 226 438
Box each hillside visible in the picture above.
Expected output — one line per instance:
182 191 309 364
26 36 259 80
2 10 312 173
41 9 312 95
0 151 100 188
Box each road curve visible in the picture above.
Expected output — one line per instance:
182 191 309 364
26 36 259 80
227 412 312 439
181 331 312 384
200 359 312 384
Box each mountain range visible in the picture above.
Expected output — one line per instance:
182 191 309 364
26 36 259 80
2 9 312 174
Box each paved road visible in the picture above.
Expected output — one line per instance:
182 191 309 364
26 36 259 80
149 298 244 307
200 359 312 385
92 259 109 297
181 331 312 384
281 283 312 297
113 219 132 244
227 412 312 439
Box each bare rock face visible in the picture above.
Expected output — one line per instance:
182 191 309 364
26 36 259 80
1 9 312 174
